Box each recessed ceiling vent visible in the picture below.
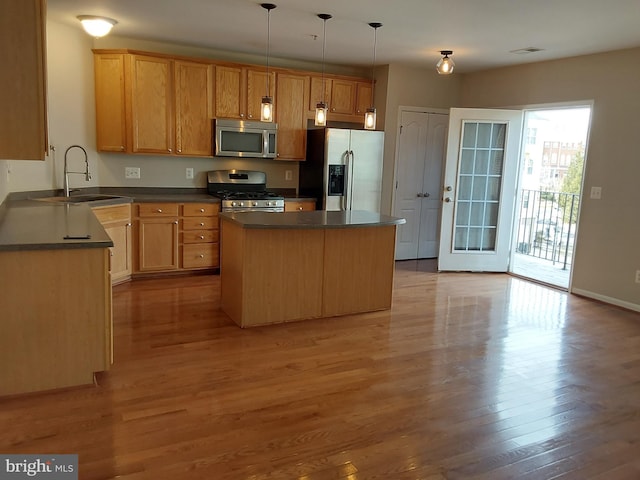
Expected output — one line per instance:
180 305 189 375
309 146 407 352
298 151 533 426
510 47 544 55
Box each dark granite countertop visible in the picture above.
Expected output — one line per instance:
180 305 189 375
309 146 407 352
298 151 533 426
0 187 317 252
0 202 113 252
220 210 405 229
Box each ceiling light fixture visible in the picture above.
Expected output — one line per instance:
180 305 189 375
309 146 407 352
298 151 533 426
260 3 276 122
77 15 117 38
364 22 382 130
436 50 455 75
315 13 332 127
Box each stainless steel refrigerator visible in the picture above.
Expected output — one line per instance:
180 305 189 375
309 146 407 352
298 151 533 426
300 128 384 212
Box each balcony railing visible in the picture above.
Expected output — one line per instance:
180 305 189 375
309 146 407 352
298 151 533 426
515 189 580 270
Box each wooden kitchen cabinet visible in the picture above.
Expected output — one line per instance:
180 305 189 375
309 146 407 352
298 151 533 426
0 247 112 395
175 60 214 156
93 204 132 285
284 199 316 212
94 53 127 152
181 203 220 269
134 203 179 272
215 65 275 121
133 202 220 275
130 54 174 154
94 52 214 157
276 72 309 160
0 0 48 160
355 82 373 116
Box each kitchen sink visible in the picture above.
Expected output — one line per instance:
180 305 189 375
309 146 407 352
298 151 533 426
34 194 127 204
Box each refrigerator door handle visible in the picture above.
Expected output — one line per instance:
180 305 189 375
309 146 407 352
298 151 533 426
347 150 355 211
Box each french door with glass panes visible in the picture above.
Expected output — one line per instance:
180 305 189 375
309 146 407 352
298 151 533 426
438 108 523 271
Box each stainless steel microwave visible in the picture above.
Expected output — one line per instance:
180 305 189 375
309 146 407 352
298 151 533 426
214 119 277 158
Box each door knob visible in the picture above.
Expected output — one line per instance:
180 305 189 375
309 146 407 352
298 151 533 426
444 197 452 202
445 186 452 191
417 193 423 197
424 192 430 198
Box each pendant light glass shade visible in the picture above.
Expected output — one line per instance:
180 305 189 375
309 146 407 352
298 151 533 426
364 108 377 130
77 15 117 38
260 3 277 122
365 22 382 130
436 50 455 75
261 97 274 122
315 14 332 127
315 102 328 126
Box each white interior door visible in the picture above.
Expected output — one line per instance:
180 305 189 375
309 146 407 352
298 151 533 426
438 108 523 271
394 110 448 260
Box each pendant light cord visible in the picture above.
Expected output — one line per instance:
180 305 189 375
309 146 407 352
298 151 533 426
322 17 327 104
266 8 271 97
368 22 382 108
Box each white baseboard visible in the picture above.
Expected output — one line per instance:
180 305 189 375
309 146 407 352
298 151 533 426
572 288 640 313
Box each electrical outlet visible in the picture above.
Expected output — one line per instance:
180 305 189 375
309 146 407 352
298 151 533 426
285 170 292 181
125 167 140 179
590 186 602 199
636 270 640 284
186 167 194 180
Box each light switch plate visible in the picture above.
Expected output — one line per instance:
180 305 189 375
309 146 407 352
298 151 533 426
186 168 194 180
125 167 140 179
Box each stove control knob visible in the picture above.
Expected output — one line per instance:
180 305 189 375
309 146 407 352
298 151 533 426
266 201 272 207
252 201 258 207
231 201 237 207
239 202 244 207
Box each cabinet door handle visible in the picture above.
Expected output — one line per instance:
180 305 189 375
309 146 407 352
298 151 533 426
120 146 125 151
200 208 205 213
200 222 205 226
199 235 205 240
156 209 162 213
168 148 172 153
126 223 132 227
298 206 303 210
174 221 179 224
199 254 205 258
177 149 182 153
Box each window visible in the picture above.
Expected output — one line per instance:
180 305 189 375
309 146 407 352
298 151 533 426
526 127 537 145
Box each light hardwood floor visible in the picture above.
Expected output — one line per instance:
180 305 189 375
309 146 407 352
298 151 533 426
1 261 639 479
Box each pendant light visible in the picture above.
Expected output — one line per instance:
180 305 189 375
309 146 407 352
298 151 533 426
364 22 382 130
260 3 277 122
314 14 332 127
436 50 455 75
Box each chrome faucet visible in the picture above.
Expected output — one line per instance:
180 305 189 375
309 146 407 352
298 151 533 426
63 145 91 197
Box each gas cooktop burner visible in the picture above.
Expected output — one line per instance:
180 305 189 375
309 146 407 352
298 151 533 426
207 169 286 212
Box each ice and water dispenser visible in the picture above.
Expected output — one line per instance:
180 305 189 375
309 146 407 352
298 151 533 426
328 165 345 196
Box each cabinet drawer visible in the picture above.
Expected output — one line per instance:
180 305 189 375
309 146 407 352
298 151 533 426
182 217 218 230
182 244 219 268
285 200 316 212
137 203 179 217
182 203 219 216
183 230 219 244
93 204 131 223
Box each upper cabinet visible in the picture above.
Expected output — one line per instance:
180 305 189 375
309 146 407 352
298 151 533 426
215 65 275 121
129 54 174 154
0 0 48 160
93 49 372 160
276 73 309 161
309 76 373 121
174 60 214 156
94 52 214 157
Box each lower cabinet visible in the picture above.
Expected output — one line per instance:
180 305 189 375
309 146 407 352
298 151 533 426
284 199 316 212
93 204 132 284
0 247 112 395
133 202 220 275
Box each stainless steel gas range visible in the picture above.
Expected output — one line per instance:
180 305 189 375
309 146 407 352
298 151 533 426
207 170 285 213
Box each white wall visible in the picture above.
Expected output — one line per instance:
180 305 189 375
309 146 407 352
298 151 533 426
5 20 97 195
380 64 462 215
461 47 640 310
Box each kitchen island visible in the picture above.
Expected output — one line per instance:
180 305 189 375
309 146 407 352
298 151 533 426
220 210 405 327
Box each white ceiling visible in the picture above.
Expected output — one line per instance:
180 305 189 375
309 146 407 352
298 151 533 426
48 0 640 73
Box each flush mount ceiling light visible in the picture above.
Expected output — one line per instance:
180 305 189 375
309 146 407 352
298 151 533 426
364 22 382 130
260 3 276 122
436 50 455 75
314 13 332 127
77 15 118 38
